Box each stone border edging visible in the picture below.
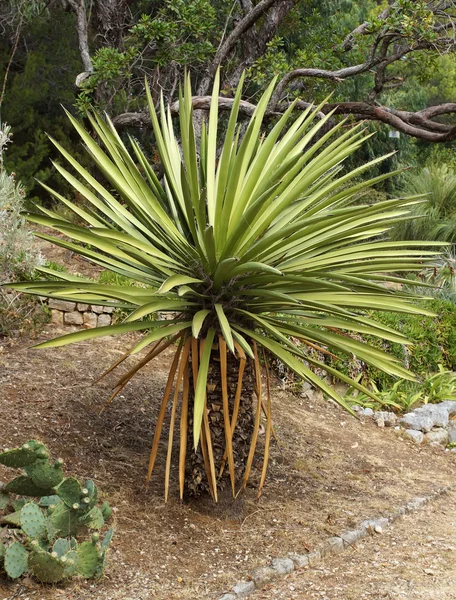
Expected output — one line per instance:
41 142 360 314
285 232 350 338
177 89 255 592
216 485 453 600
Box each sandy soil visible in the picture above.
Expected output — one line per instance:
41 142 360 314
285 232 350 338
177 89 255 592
255 490 456 600
0 322 455 600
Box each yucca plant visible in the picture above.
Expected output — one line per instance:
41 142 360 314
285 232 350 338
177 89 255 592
7 73 439 501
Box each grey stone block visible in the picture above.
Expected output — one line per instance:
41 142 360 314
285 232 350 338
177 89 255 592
77 303 90 311
102 306 114 313
325 537 344 554
448 426 456 444
64 311 84 325
374 411 397 427
250 566 278 587
50 309 64 327
340 529 364 546
306 550 321 565
271 557 294 574
404 429 424 444
232 581 255 597
424 429 449 446
440 400 456 416
406 497 427 512
361 408 374 416
287 553 309 568
48 299 76 312
83 312 98 328
399 413 433 433
92 305 105 314
415 404 449 428
97 313 112 327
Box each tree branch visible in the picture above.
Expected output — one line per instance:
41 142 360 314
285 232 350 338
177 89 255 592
111 96 456 142
66 0 93 79
198 0 286 95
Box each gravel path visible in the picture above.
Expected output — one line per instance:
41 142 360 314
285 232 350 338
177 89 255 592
254 490 456 600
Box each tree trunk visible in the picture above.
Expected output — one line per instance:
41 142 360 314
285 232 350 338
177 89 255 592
185 351 255 498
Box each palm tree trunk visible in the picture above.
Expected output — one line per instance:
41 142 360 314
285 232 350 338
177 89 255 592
185 350 255 497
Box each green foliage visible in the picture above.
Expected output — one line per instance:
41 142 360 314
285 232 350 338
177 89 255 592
0 440 113 583
344 365 456 412
390 165 456 243
77 0 218 114
1 7 84 202
329 298 456 392
0 122 48 338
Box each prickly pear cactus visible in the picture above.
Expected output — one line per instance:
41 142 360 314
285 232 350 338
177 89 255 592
49 502 79 537
4 542 28 579
56 477 82 508
25 458 64 489
101 501 112 520
0 440 114 584
28 548 66 583
0 442 41 468
79 506 105 529
0 490 10 510
4 475 53 497
76 540 100 579
20 503 47 539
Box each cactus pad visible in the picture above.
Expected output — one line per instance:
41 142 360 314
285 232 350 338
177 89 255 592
101 501 112 520
28 548 65 583
76 541 99 578
63 550 78 577
49 502 78 537
11 498 26 512
101 527 114 552
0 446 37 468
4 475 53 497
0 491 10 510
39 494 62 507
56 477 82 507
1 510 22 527
52 538 70 558
79 507 104 530
26 459 64 489
4 542 28 579
83 480 98 510
20 503 46 539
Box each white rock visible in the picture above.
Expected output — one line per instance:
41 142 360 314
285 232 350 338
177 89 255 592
50 309 64 327
414 404 449 428
271 557 294 574
399 414 433 433
83 312 98 328
232 581 255 597
64 311 84 325
287 553 309 568
403 429 424 444
48 299 76 312
97 314 112 327
423 429 449 446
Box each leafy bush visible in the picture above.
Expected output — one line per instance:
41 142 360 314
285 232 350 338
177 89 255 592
344 366 456 412
389 165 456 243
0 440 113 583
0 123 47 338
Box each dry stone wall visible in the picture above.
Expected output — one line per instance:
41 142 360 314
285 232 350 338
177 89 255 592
46 298 114 328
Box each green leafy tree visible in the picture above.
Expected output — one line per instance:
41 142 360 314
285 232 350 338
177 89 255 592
9 74 438 500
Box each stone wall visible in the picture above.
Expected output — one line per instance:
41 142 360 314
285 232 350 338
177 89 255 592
46 299 114 328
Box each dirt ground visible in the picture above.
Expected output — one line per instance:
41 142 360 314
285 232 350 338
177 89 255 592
256 490 456 600
1 320 455 600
